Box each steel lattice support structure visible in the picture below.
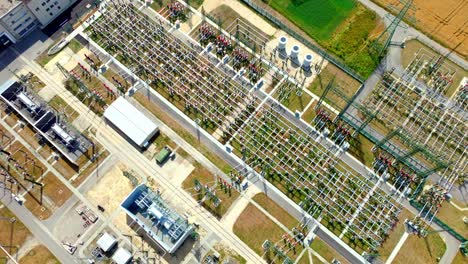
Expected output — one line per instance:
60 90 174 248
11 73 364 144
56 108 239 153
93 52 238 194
89 2 259 140
365 74 465 187
312 76 437 196
228 102 401 250
371 0 413 58
0 153 44 205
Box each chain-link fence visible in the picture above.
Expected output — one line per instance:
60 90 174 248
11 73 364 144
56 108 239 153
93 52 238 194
410 200 467 243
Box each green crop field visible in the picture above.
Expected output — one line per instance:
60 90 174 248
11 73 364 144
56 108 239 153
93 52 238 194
269 0 356 41
267 0 380 78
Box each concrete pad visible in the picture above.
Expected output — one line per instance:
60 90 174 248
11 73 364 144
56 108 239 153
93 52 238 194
71 114 90 132
85 163 134 216
160 155 195 186
38 85 58 101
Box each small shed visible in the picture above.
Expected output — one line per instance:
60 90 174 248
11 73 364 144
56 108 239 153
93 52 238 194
155 146 171 164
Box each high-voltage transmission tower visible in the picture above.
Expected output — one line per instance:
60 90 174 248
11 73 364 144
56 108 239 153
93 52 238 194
428 41 462 75
371 0 414 58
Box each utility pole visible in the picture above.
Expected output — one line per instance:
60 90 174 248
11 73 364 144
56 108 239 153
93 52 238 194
315 76 335 110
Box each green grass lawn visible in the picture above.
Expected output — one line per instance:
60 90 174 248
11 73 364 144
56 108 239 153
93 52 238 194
234 203 282 256
186 0 204 9
275 88 313 113
35 39 62 67
301 101 317 123
48 95 79 122
252 193 299 229
208 244 247 264
436 202 468 238
325 7 379 78
19 245 59 264
393 230 446 264
150 0 172 11
182 164 239 218
348 134 375 167
307 63 362 110
0 206 31 259
452 250 467 264
310 238 349 263
233 203 303 262
151 132 177 153
68 38 83 53
377 208 414 261
269 0 356 41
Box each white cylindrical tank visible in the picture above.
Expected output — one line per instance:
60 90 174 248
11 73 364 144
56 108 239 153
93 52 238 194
302 54 313 70
278 36 287 51
290 45 300 60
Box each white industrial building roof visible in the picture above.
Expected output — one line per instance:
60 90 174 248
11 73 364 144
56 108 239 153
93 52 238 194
112 247 132 264
97 233 117 252
104 97 158 147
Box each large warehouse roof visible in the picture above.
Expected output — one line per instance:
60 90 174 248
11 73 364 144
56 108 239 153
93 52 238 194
104 97 158 148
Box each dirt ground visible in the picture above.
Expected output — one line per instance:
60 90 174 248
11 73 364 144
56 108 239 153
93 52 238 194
373 0 468 57
85 163 133 215
392 231 446 264
42 172 73 207
0 207 31 259
233 203 285 255
19 245 59 264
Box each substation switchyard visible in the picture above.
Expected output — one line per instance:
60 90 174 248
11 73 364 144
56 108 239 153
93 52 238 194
85 0 403 254
0 0 466 263
360 48 467 234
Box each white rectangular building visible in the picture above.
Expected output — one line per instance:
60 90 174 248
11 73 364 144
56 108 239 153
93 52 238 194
97 232 117 253
104 97 158 148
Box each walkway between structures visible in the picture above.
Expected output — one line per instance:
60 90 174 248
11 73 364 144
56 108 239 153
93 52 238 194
220 184 261 231
450 201 468 211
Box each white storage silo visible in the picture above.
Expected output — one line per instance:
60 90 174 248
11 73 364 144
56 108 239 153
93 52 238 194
278 36 287 52
302 54 313 71
290 45 300 60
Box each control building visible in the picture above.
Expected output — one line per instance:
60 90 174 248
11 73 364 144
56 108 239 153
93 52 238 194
121 184 194 254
